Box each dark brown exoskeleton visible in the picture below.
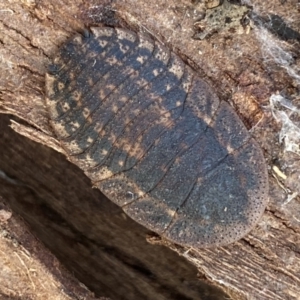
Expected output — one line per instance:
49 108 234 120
45 27 268 248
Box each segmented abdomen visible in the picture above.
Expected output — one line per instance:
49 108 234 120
45 27 268 248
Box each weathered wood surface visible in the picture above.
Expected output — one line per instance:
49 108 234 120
0 192 101 300
0 0 300 299
1 114 228 300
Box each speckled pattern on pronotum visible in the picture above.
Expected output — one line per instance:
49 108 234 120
45 26 268 248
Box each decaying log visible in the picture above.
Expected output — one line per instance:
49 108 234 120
1 0 300 299
0 193 102 300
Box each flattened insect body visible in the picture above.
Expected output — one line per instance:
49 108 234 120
45 27 268 248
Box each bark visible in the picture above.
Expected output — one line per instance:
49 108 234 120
0 193 102 300
0 0 300 299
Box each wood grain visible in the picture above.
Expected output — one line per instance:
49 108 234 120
0 0 300 299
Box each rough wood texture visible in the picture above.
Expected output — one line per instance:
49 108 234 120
1 114 227 300
0 0 300 299
0 195 102 300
